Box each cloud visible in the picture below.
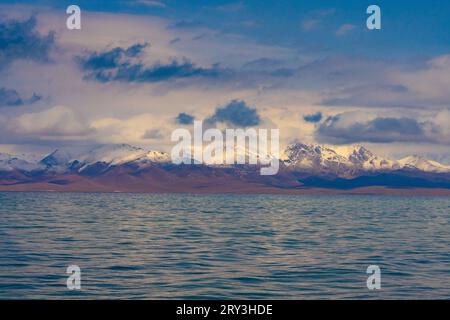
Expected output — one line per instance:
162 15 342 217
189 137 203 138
303 112 322 123
8 106 95 139
336 24 355 36
216 2 245 12
321 84 410 108
167 20 206 30
242 20 262 28
142 128 163 139
207 100 261 127
0 87 41 107
0 16 55 69
301 8 336 31
390 55 450 107
316 111 450 145
124 43 149 57
175 112 195 125
133 0 166 8
90 113 172 146
169 37 181 45
318 55 450 109
77 43 227 83
301 19 320 31
314 8 337 16
77 43 149 71
242 58 283 70
321 82 450 109
241 57 295 78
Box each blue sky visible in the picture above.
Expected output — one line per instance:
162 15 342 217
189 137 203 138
0 0 449 161
4 0 450 55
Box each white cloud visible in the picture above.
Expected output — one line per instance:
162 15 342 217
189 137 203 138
8 106 94 139
1 4 449 162
216 2 245 12
133 0 166 8
301 8 336 31
391 54 450 106
301 19 320 31
336 24 355 36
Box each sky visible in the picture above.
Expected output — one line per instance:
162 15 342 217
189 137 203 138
0 0 449 162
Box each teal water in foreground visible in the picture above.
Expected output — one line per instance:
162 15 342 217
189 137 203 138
0 192 449 299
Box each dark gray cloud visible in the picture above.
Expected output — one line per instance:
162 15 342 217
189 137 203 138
175 112 195 125
77 43 227 83
79 48 123 70
207 100 260 127
77 43 148 71
0 87 41 107
303 112 322 123
0 16 55 69
124 42 149 57
316 114 444 144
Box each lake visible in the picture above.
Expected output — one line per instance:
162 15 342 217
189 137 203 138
0 192 448 299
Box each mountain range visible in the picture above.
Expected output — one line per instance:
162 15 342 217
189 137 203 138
1 143 449 195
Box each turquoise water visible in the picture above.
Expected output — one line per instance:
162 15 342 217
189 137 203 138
0 192 449 299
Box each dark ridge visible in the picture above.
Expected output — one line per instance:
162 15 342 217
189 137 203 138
300 173 450 190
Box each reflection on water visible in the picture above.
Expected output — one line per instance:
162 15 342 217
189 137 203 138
0 192 449 299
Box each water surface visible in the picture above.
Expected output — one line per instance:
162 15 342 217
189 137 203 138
0 192 449 299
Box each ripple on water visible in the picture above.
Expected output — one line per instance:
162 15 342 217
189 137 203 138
0 192 449 299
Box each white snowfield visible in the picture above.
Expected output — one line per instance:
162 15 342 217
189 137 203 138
0 152 45 172
397 155 450 173
0 143 449 174
284 143 450 174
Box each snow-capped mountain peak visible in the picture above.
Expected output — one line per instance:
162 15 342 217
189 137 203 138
0 152 45 172
40 144 171 173
334 144 373 162
284 143 449 175
76 144 146 165
1 143 449 176
41 149 74 167
133 150 171 165
284 143 353 175
398 155 450 173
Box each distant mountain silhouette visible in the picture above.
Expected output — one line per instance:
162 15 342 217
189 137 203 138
1 143 449 194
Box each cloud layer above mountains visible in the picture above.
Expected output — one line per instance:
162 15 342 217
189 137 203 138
316 110 450 145
1 2 450 163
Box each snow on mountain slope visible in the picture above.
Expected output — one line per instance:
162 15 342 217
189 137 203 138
142 150 171 162
40 149 72 167
130 150 171 168
77 144 146 166
1 143 449 176
284 143 354 176
0 152 45 172
398 155 450 173
285 143 350 168
41 144 171 173
285 143 449 175
333 145 400 171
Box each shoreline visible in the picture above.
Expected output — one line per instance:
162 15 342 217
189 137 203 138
1 183 449 196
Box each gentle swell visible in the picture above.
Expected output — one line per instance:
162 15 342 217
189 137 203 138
0 192 449 299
